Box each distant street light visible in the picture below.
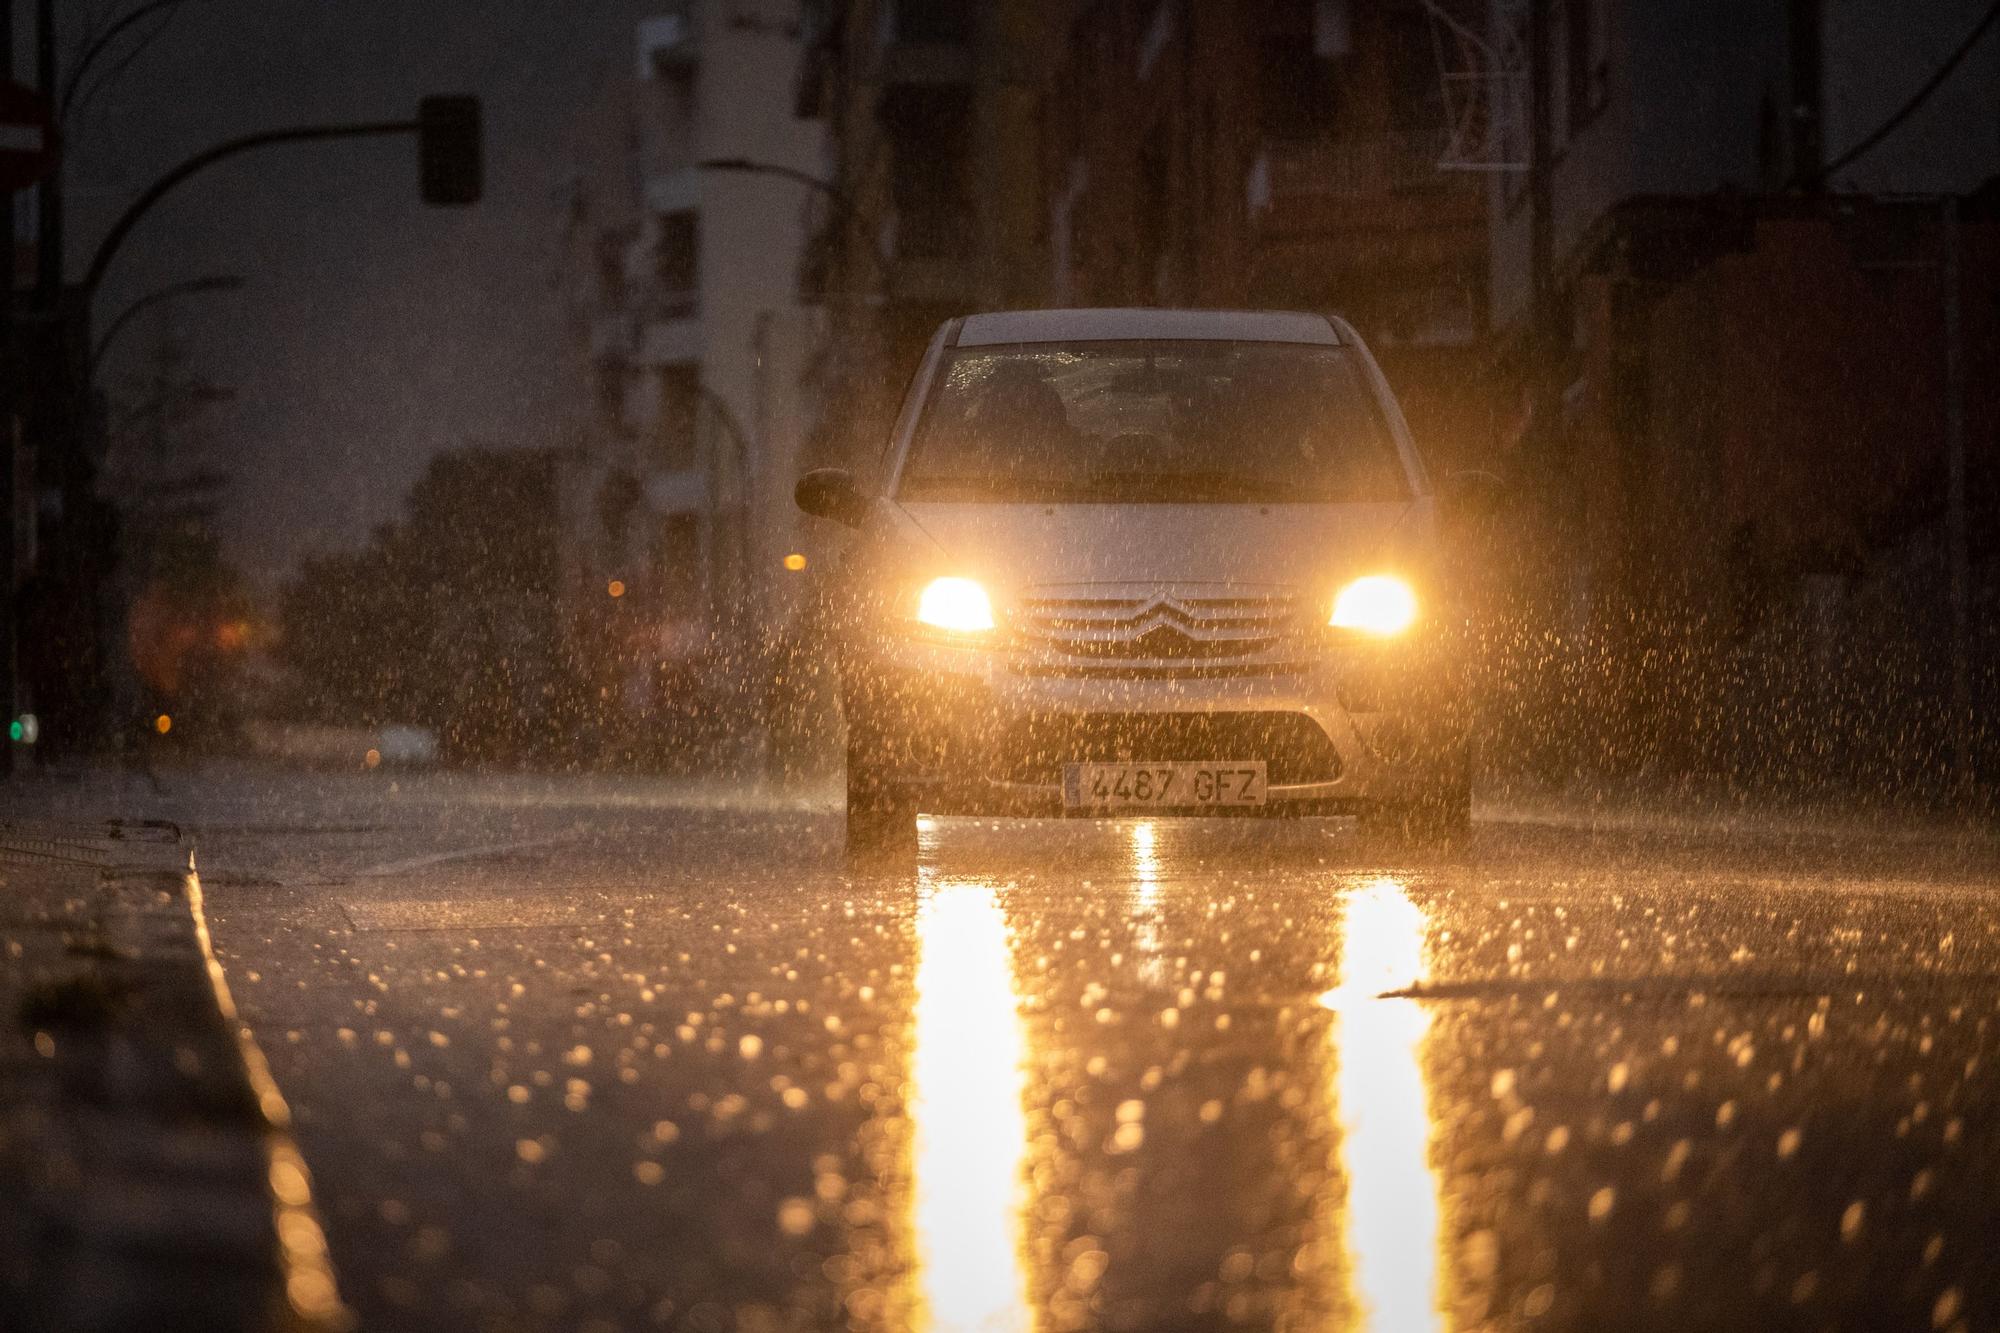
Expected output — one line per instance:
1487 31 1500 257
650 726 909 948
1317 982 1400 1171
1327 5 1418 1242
90 274 246 375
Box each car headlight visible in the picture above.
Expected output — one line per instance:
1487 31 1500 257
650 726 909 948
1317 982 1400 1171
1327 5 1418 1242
1330 575 1417 636
915 576 995 633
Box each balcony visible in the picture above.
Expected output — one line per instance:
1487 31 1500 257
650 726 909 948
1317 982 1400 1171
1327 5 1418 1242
638 14 697 80
644 287 699 322
1250 132 1464 206
874 0 973 85
636 303 702 366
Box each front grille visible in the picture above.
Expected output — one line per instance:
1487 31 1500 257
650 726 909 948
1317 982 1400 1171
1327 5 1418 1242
995 712 1343 786
1010 586 1311 677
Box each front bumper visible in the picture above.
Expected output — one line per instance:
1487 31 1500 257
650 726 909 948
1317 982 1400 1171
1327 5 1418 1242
843 633 1465 817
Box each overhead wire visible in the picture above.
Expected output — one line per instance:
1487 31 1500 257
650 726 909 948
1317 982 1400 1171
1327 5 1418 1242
61 0 199 122
1801 0 2000 188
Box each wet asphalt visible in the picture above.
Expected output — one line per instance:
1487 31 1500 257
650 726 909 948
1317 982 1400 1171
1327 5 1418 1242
96 764 2000 1333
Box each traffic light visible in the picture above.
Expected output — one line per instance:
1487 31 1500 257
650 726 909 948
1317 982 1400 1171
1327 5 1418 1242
418 96 482 207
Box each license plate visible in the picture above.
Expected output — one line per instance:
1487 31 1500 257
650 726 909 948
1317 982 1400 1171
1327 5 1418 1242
1063 761 1268 810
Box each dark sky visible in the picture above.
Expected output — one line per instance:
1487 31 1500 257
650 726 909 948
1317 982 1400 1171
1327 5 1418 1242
65 0 658 581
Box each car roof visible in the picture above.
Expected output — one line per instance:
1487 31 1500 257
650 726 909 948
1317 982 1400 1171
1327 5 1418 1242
954 308 1344 347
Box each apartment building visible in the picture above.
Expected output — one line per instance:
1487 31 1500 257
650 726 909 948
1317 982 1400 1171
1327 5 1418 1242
793 1 1493 473
1484 0 2000 782
793 0 1065 474
1044 0 1493 468
1494 0 2000 329
560 4 825 750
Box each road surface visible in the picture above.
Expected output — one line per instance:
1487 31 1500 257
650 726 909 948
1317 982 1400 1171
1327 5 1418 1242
35 763 2000 1332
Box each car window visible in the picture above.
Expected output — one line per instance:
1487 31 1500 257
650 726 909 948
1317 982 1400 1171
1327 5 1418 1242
896 340 1408 503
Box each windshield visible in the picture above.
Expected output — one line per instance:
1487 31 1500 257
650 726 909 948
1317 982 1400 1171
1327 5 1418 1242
895 340 1409 504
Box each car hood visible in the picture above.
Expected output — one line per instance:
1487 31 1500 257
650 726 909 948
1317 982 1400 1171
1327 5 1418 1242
886 500 1431 601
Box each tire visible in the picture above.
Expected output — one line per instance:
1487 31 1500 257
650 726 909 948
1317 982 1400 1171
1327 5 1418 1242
845 717 917 860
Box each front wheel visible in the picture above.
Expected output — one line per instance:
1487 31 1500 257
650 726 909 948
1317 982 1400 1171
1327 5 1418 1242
845 719 917 859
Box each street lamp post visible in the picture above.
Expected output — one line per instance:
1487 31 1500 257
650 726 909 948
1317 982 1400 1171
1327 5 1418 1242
89 274 245 376
696 156 894 299
695 380 754 596
692 157 886 753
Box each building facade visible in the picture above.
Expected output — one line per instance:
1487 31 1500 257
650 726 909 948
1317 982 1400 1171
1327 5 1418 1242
793 0 1066 476
560 4 826 756
795 0 1496 469
1484 0 2000 787
1045 0 1493 470
1489 0 2000 332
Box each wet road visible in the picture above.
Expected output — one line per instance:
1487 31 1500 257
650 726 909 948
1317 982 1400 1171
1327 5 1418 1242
133 766 2000 1331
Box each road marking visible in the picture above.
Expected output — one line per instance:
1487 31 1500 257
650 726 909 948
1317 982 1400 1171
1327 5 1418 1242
187 861 353 1330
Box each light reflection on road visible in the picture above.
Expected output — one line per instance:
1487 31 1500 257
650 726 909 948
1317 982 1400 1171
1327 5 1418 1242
1321 878 1448 1331
910 871 1035 1332
1129 821 1169 986
1130 820 1160 902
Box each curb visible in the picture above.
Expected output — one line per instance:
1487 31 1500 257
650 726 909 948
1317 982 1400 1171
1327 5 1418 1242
0 826 351 1332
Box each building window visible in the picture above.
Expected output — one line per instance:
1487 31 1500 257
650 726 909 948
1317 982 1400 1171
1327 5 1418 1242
1136 133 1171 301
595 357 628 433
1257 1 1341 140
1567 0 1610 130
594 231 629 309
1548 0 1571 155
892 0 972 44
881 85 975 259
653 366 700 472
1386 11 1445 143
596 468 642 563
654 210 699 314
640 12 698 108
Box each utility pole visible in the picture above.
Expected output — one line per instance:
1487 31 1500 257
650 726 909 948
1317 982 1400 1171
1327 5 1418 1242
2 0 18 778
1525 0 1581 770
1942 196 1971 806
1526 0 1555 352
31 0 53 307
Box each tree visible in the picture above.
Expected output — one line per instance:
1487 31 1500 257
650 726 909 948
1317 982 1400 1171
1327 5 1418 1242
276 445 566 762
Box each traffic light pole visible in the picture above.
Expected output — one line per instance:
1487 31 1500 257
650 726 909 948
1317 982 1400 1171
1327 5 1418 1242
82 94 480 298
79 120 417 298
32 0 56 309
1 92 478 769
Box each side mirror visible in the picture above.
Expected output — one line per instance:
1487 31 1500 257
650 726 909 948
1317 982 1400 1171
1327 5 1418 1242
795 468 871 529
1440 468 1505 503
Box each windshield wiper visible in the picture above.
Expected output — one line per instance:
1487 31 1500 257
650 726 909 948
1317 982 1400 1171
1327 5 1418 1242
900 473 1086 502
1085 471 1290 502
